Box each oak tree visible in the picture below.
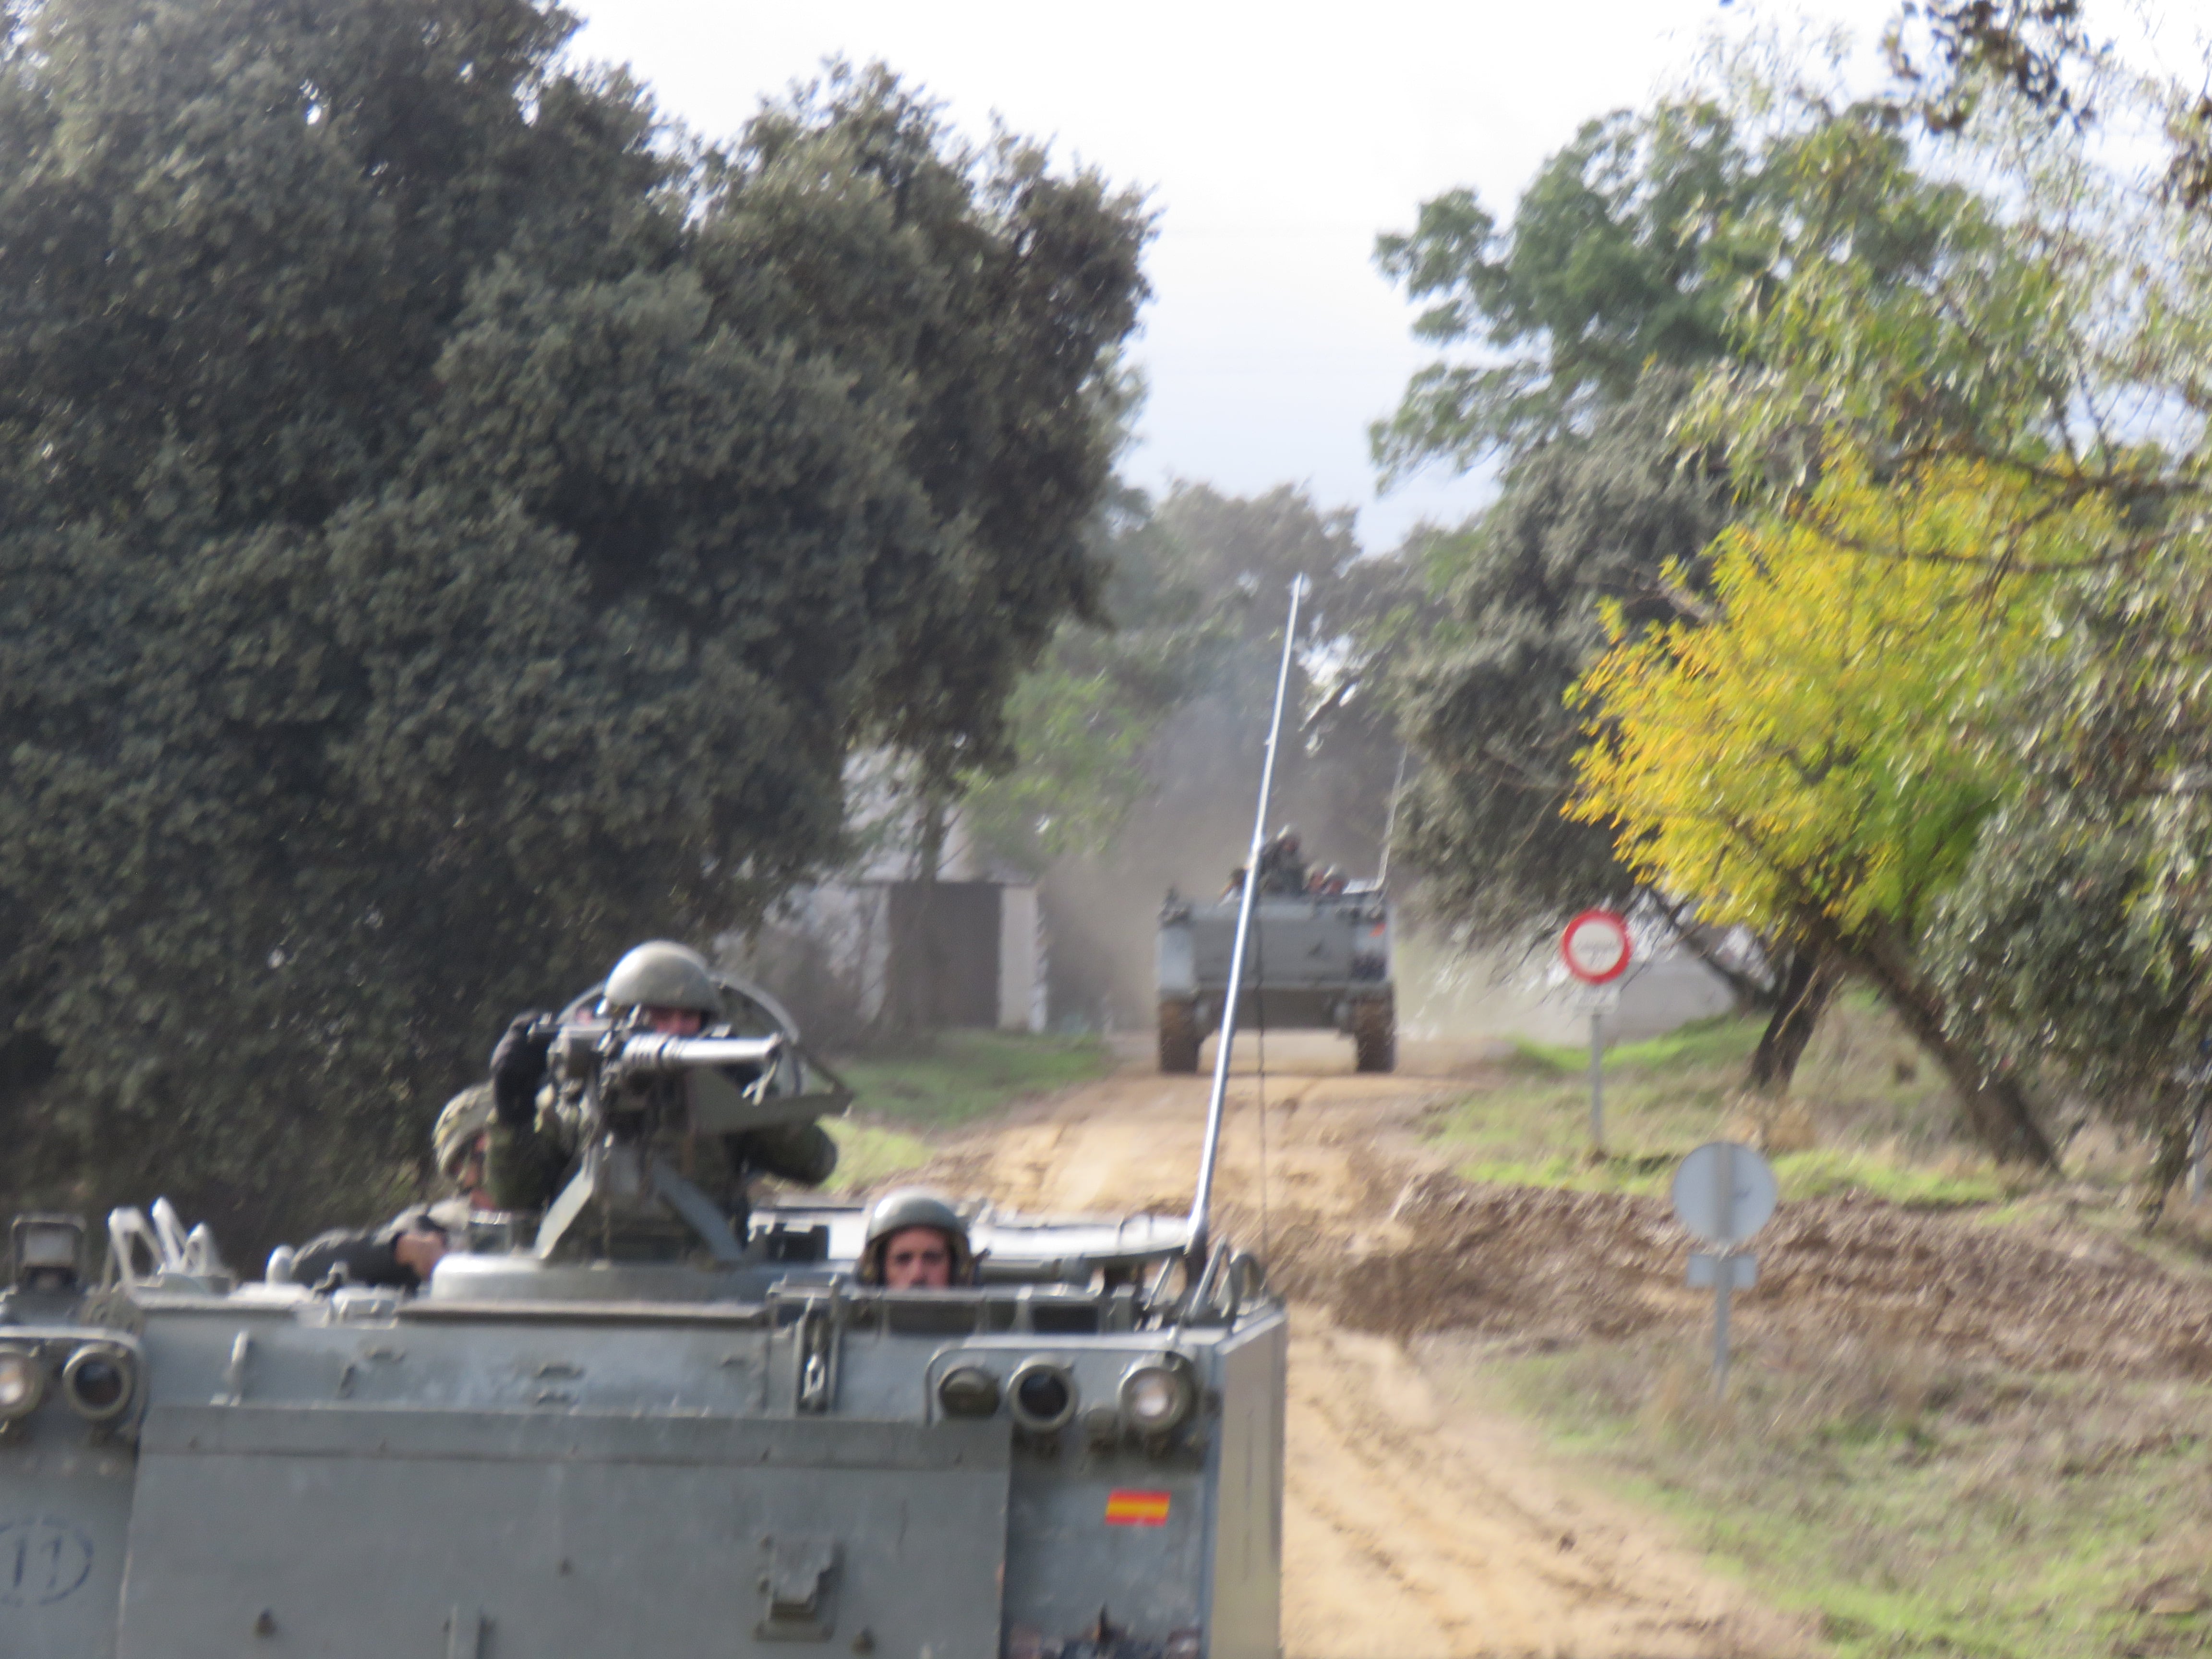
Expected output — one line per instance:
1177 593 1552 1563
0 0 1147 1246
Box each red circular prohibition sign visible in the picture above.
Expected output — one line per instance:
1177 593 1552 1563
1560 909 1633 985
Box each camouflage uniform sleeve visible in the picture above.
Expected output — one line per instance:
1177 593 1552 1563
485 1094 576 1211
728 1120 840 1188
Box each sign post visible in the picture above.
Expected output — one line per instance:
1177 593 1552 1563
1670 1141 1779 1394
1560 910 1632 1155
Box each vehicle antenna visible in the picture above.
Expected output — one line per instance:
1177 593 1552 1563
1376 745 1409 890
1187 575 1307 1264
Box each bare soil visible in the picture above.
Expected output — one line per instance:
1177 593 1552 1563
902 1035 1818 1657
891 1032 2212 1655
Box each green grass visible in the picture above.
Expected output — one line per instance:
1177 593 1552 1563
1425 1000 2005 1207
834 1030 1110 1129
820 1119 936 1194
1436 1333 2212 1659
1418 992 2212 1653
1510 1012 1767 1076
1769 1147 2007 1207
813 1031 1113 1192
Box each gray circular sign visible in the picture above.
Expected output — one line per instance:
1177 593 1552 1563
1670 1141 1778 1246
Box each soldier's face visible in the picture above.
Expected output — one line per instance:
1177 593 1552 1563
882 1226 953 1289
459 1134 492 1208
643 1007 706 1036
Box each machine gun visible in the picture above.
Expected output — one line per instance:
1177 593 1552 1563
529 989 852 1265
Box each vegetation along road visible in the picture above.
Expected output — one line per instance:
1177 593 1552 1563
844 1022 2212 1659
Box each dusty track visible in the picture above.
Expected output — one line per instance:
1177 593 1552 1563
900 1035 1818 1659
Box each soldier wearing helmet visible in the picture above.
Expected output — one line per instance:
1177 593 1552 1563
1256 825 1308 896
857 1188 976 1289
483 940 839 1218
289 1083 500 1291
606 938 725 1037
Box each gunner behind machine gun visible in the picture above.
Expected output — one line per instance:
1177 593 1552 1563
485 941 838 1241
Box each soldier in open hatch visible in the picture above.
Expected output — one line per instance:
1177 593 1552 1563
856 1188 978 1289
1255 825 1308 895
484 940 839 1222
289 1084 500 1290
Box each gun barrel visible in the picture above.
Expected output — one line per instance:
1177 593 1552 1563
615 1034 782 1074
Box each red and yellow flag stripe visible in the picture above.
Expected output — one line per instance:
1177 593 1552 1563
1104 1489 1172 1527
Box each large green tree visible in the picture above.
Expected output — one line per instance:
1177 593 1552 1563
1371 103 1759 476
0 0 1147 1247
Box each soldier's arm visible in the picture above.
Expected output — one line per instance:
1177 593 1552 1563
728 1121 840 1188
291 1206 444 1290
484 1115 571 1210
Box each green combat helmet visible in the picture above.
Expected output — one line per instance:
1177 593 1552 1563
603 939 724 1019
858 1187 975 1285
431 1083 497 1179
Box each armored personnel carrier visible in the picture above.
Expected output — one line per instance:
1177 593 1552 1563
0 971 1286 1659
1156 882 1395 1074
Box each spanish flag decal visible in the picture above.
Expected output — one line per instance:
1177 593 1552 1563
1105 1489 1172 1527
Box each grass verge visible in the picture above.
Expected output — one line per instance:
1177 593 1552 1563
821 1120 937 1194
1425 999 2009 1208
819 1030 1111 1192
834 1030 1110 1128
1429 1331 2212 1659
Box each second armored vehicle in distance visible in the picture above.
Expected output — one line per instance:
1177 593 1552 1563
1156 878 1395 1074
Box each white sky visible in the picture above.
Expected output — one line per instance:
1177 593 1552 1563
565 0 2192 552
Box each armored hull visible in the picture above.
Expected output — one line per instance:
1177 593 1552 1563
1 1202 1285 1659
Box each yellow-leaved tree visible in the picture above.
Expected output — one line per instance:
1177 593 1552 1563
1569 452 2110 1166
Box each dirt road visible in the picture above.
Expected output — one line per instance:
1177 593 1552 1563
906 1035 1818 1659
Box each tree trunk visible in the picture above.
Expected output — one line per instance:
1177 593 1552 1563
1649 896 1780 1010
2140 1099 2194 1226
1845 934 2061 1171
1745 949 1832 1094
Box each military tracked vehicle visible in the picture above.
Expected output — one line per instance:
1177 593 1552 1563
1156 885 1395 1074
1154 578 1395 1079
3 583 1318 1659
0 967 1286 1659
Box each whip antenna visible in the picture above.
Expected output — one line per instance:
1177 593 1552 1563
1376 745 1408 890
1187 575 1307 1263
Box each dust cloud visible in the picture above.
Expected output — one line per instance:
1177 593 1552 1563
1040 692 1565 1044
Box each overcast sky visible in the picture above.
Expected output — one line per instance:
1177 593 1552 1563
563 0 2179 552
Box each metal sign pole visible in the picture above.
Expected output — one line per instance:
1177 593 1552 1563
1588 1008 1604 1155
1713 1260 1733 1394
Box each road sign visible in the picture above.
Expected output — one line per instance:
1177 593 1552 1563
1563 911 1631 1154
1560 909 1632 985
1670 1141 1778 1246
1671 1141 1777 1395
